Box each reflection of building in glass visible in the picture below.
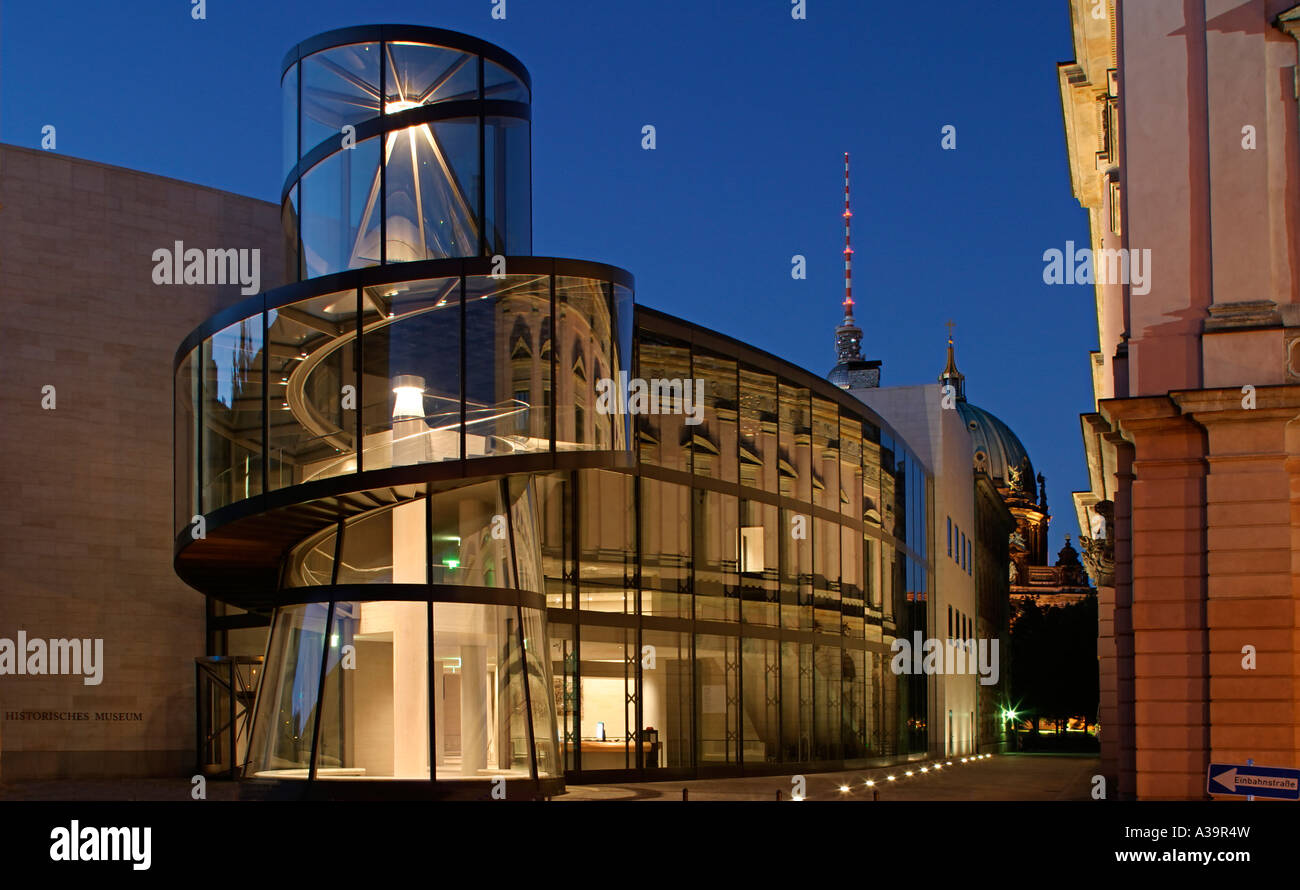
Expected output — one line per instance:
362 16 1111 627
172 26 943 797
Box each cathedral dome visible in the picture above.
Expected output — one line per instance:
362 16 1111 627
958 401 1035 494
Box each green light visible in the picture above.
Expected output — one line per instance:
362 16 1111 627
442 557 460 570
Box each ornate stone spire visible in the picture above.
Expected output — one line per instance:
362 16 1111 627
938 321 965 401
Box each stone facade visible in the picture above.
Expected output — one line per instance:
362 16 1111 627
0 144 282 780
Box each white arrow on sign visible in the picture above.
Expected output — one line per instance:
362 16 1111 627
1211 768 1237 790
1211 767 1298 793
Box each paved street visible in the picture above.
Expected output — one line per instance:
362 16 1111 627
553 753 1100 802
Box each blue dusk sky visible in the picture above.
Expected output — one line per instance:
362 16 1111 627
0 0 1095 556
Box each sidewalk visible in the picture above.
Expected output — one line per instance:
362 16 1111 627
553 753 1100 801
0 753 1099 801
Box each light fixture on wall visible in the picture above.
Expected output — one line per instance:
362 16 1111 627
392 374 426 420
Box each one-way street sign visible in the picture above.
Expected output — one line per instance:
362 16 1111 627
1207 763 1300 800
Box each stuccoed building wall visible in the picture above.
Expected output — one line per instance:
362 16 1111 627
0 144 283 780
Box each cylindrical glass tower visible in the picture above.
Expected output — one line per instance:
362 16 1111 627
281 26 532 281
176 25 634 800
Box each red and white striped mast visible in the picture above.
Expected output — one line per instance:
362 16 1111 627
843 151 854 320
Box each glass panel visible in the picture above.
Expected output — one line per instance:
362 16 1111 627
577 469 633 613
613 284 634 452
521 606 559 777
842 648 867 759
384 42 478 109
739 499 778 626
247 603 329 778
739 366 778 492
336 500 427 585
813 644 842 761
485 116 531 256
267 290 358 488
813 517 840 634
840 415 863 519
536 473 572 609
864 537 880 617
693 489 738 623
841 525 863 639
508 476 544 593
640 478 690 618
867 651 883 754
549 622 577 771
175 347 198 533
282 62 298 181
301 43 380 154
780 506 812 631
741 637 779 766
882 647 899 756
285 525 336 588
780 641 812 764
433 602 530 779
465 274 552 457
300 136 381 277
862 434 882 528
201 317 264 513
555 277 615 451
483 58 528 101
641 630 691 770
691 351 737 482
881 435 899 540
359 278 462 470
316 601 430 779
282 184 300 284
429 481 511 587
778 384 811 502
385 117 479 261
634 332 691 471
696 634 739 766
579 625 635 769
811 396 839 511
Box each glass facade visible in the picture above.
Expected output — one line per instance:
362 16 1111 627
184 305 933 789
246 478 559 789
178 26 934 799
174 264 632 529
283 31 532 279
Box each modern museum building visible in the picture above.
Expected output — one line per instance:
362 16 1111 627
0 24 950 796
170 26 937 798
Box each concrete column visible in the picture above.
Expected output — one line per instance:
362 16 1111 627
1177 388 1300 776
1106 398 1209 799
461 643 488 775
391 501 428 777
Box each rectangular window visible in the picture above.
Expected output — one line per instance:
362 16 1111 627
947 517 952 557
947 605 953 638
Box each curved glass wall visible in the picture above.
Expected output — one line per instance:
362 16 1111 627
174 266 632 530
535 326 934 775
247 598 555 783
246 476 559 786
283 30 532 279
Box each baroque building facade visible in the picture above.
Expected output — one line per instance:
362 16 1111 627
1061 0 1300 799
